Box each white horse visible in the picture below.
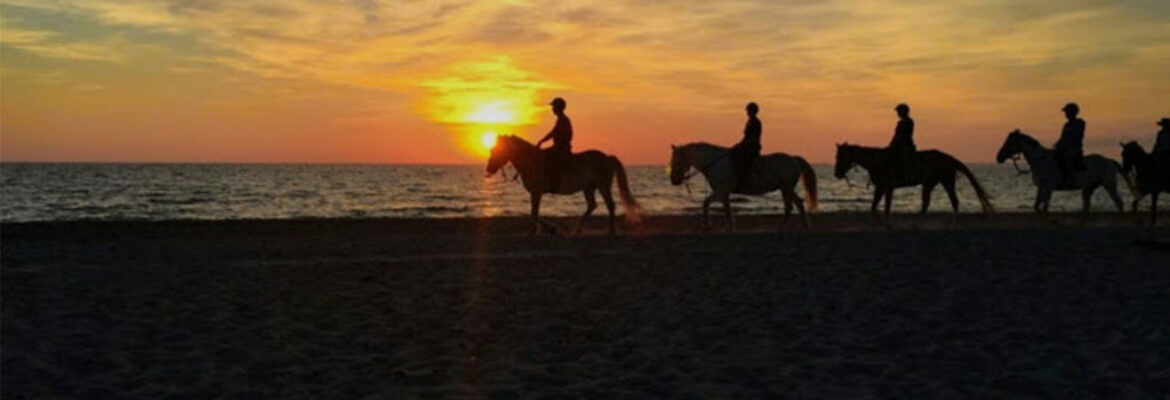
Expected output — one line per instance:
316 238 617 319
995 129 1126 212
669 142 818 229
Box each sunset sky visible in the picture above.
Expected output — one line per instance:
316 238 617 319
1 0 1167 164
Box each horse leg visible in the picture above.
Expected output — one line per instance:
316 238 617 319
576 188 597 235
1151 192 1160 226
1081 186 1096 214
789 187 809 228
1034 187 1044 213
1104 183 1123 212
722 193 735 231
1132 193 1144 214
702 192 720 231
600 186 617 235
920 182 937 215
781 191 793 228
943 179 959 225
1040 188 1052 213
883 188 894 218
871 190 883 216
529 192 543 235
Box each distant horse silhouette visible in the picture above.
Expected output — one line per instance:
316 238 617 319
486 135 642 235
995 130 1125 212
834 143 994 221
669 142 817 229
1120 141 1167 224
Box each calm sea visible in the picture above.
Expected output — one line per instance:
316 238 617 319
1 163 1161 222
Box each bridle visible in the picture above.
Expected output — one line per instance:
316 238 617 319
1010 153 1030 176
673 150 727 196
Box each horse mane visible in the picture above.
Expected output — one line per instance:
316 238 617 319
1010 130 1042 149
679 142 725 151
499 135 536 149
1122 140 1147 154
839 142 885 151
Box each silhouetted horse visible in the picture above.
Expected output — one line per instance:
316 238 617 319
996 130 1125 212
669 143 817 230
486 135 641 235
1120 141 1167 225
834 143 994 221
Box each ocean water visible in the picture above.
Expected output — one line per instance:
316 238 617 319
1 163 1162 222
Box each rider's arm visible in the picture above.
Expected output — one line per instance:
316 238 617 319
536 129 554 147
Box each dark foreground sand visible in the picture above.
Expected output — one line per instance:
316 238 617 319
3 214 1170 399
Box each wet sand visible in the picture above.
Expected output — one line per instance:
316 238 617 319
3 213 1169 398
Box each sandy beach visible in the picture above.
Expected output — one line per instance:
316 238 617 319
3 213 1169 399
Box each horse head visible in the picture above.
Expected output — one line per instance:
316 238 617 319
485 135 512 175
833 142 854 179
1119 140 1146 174
668 144 690 185
996 129 1027 164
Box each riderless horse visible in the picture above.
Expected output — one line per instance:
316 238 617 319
669 143 818 230
486 135 642 235
995 130 1126 212
834 143 994 221
1120 141 1167 225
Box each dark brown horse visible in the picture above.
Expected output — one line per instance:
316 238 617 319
1120 141 1168 225
486 135 642 235
834 143 994 221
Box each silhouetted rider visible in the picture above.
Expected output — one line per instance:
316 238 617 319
889 103 916 181
1055 103 1085 185
536 97 572 192
731 102 762 190
1154 117 1170 181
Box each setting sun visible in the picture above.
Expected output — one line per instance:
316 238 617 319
480 131 498 150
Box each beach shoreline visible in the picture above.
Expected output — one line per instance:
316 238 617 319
4 214 1169 398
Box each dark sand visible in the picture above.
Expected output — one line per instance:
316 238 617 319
3 213 1169 399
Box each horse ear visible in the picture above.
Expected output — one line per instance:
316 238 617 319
671 144 677 150
1119 141 1125 147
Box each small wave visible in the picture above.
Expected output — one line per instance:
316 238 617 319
148 197 215 205
818 197 871 203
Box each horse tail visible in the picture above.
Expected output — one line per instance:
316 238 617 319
608 155 643 224
954 159 996 214
1111 159 1139 198
796 156 818 212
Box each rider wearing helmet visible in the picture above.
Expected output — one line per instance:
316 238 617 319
731 102 762 190
536 97 573 192
889 103 916 182
1055 102 1085 185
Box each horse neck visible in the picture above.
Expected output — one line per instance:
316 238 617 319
684 144 724 169
1015 135 1048 164
849 146 885 171
505 139 541 175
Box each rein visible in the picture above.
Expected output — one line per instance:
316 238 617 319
675 152 728 196
1010 154 1031 176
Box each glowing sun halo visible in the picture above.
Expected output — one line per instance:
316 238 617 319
480 131 498 150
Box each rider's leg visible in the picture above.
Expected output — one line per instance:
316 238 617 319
546 153 562 193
